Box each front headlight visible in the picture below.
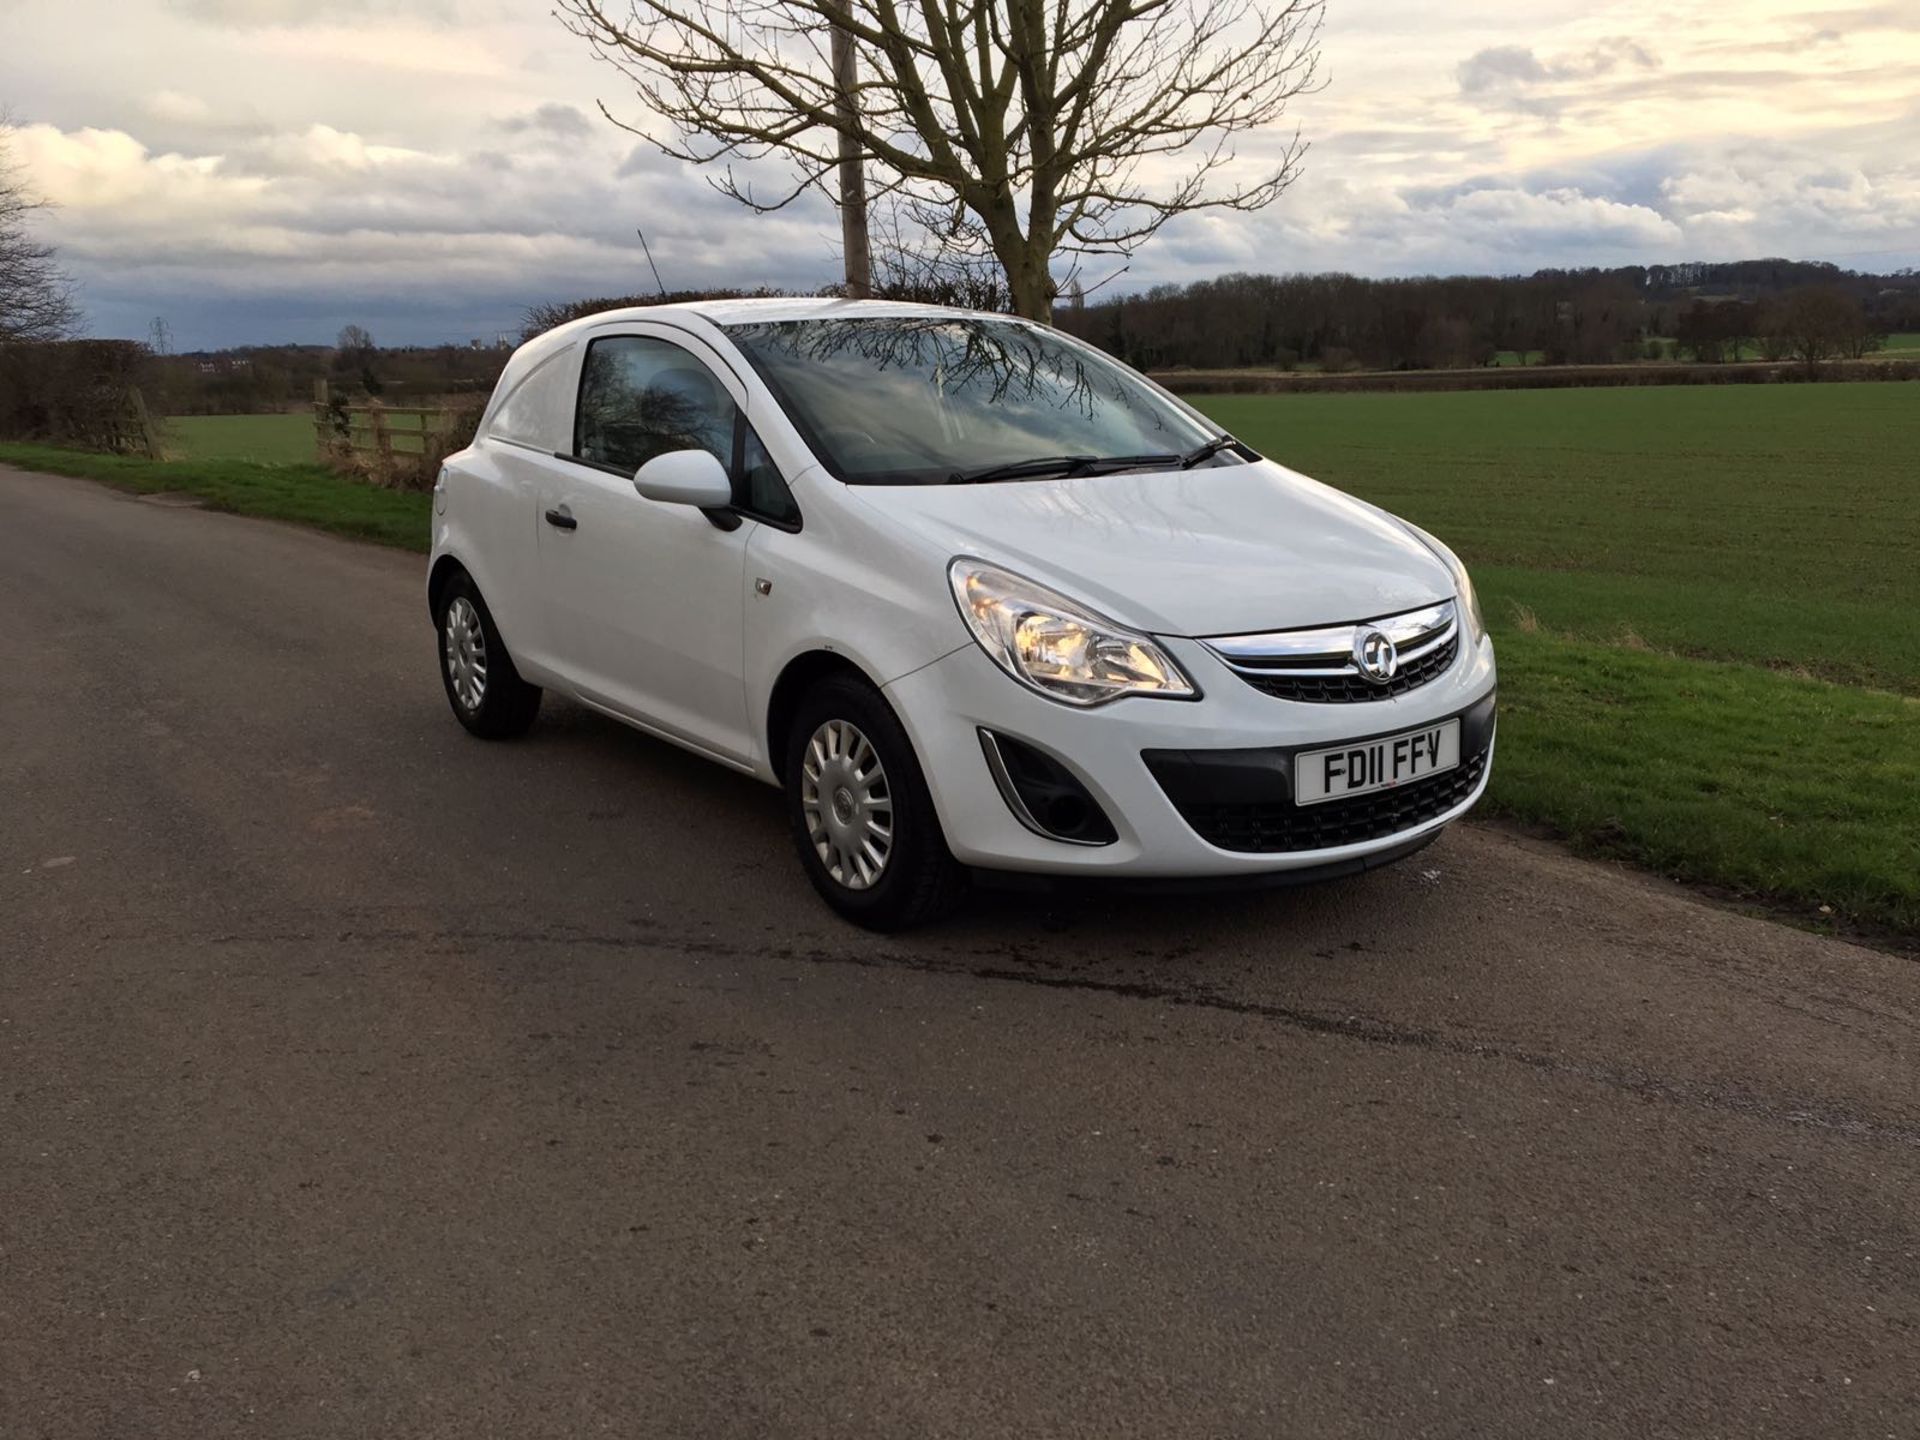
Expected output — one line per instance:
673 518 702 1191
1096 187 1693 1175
1405 526 1485 645
948 559 1197 706
1448 549 1486 645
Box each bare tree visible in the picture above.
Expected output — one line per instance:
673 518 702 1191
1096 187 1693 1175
1776 287 1863 369
556 0 1325 320
1 121 81 343
864 196 1012 309
334 323 382 395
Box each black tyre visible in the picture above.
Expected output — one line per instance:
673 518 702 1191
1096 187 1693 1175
784 674 967 930
435 571 542 739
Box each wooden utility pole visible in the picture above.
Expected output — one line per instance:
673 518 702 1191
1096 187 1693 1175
827 3 871 297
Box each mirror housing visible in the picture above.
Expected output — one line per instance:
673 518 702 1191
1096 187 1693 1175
633 449 733 510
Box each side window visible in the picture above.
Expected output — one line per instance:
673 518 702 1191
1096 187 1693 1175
736 422 800 528
575 336 737 474
488 346 576 450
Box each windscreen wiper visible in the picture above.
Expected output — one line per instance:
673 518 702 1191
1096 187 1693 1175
1075 451 1182 475
947 455 1099 484
1180 434 1240 468
948 452 1184 484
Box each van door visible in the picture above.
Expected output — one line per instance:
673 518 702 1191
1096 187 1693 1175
532 326 754 763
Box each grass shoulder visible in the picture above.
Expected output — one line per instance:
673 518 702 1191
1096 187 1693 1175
1491 625 1920 937
0 442 430 553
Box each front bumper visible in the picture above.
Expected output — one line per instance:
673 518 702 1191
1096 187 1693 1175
883 629 1497 877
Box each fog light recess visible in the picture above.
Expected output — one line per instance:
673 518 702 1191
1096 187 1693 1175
978 730 1118 846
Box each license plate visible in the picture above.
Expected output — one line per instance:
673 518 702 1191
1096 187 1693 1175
1294 718 1461 806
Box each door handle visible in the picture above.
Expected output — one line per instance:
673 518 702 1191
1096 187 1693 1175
544 506 577 531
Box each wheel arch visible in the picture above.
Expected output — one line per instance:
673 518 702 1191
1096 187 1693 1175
765 650 885 776
427 553 468 622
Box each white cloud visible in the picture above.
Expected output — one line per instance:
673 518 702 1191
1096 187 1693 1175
1659 143 1920 250
11 117 837 344
497 104 595 139
14 125 247 214
1420 185 1682 251
146 90 215 125
234 22 511 77
1457 38 1661 104
1172 175 1684 279
165 0 461 25
4 0 1916 344
225 124 446 178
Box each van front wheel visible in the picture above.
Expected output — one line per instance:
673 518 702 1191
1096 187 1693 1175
435 572 541 739
783 675 966 930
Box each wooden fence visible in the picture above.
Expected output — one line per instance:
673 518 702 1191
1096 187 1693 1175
312 380 465 485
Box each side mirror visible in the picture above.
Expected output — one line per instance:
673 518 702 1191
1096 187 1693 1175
633 449 732 509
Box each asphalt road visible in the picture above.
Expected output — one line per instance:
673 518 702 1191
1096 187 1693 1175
2 464 1916 1440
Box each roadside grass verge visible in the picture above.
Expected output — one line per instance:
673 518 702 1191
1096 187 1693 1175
1491 626 1920 936
0 442 430 552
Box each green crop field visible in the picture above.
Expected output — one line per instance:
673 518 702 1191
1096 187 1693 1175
168 412 317 465
7 380 1917 937
170 409 449 462
1881 332 1920 355
1194 383 1920 936
1195 385 1920 693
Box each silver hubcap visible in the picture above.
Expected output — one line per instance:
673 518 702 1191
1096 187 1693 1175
443 596 488 712
801 719 893 890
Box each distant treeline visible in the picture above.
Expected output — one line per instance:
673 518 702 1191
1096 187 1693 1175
151 338 513 417
1050 260 1919 373
143 258 1920 417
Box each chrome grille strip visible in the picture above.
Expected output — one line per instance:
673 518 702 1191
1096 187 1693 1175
1233 621 1457 678
1204 600 1456 672
1390 620 1458 665
1200 599 1462 703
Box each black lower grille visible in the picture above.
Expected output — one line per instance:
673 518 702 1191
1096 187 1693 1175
1232 632 1459 703
1153 743 1489 854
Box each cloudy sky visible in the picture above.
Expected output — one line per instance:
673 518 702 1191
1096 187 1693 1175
4 0 1917 348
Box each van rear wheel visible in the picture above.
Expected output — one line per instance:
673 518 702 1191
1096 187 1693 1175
784 675 966 930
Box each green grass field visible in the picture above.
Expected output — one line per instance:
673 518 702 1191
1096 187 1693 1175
169 410 446 463
1194 384 1920 935
8 382 1918 937
168 412 319 465
1492 337 1919 365
1196 386 1920 694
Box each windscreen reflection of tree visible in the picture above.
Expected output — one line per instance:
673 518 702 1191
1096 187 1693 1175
580 351 726 469
742 319 1128 422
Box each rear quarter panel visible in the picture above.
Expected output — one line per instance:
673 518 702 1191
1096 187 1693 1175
432 440 548 682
